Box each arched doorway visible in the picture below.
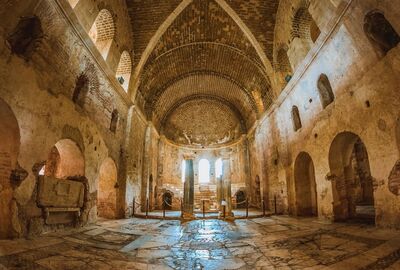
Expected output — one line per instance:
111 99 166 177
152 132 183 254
44 139 85 178
162 192 173 210
329 132 375 221
236 190 246 209
0 98 20 239
97 158 117 219
294 152 318 216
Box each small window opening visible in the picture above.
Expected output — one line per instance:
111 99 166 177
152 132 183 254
110 109 119 133
88 9 115 59
364 11 400 56
7 16 43 59
116 51 132 91
292 106 302 131
72 74 89 107
198 159 210 183
215 158 223 179
317 74 335 108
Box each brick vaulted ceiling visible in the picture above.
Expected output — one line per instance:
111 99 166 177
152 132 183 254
126 0 279 146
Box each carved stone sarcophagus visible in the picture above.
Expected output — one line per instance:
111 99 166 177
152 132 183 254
37 176 85 225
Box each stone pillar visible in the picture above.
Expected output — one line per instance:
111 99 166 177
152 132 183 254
182 159 195 220
216 175 223 208
220 158 234 218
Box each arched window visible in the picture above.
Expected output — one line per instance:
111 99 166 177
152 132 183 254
317 74 335 109
291 7 320 44
277 47 293 74
116 51 132 91
364 11 400 56
72 74 89 107
292 106 302 131
7 16 43 59
67 0 79 8
181 160 186 183
88 9 115 59
110 109 119 133
198 159 210 183
215 158 223 178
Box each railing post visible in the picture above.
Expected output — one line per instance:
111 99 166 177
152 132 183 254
274 194 277 215
246 198 249 218
132 197 135 217
262 198 266 217
202 200 205 219
146 198 149 218
180 199 183 218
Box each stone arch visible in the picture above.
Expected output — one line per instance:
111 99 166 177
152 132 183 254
396 118 400 156
329 132 375 221
6 16 43 59
291 5 320 44
294 152 317 216
235 190 247 209
89 9 115 59
388 119 400 196
44 139 85 179
276 46 292 73
110 109 119 133
0 98 20 239
162 191 174 210
364 10 400 56
72 74 89 107
287 3 320 70
275 46 293 89
116 51 132 91
97 158 118 219
317 74 335 109
292 106 302 132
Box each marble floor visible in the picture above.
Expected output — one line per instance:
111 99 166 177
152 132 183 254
135 208 267 219
0 216 400 270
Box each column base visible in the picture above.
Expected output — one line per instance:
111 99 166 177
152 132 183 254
181 212 195 221
219 211 234 221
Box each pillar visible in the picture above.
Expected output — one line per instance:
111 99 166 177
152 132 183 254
220 157 234 218
182 159 195 220
216 175 223 207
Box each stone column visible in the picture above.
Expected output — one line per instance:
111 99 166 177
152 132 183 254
182 159 195 220
220 157 234 218
216 175 223 208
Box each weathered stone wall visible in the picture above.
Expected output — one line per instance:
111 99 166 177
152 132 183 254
123 107 148 216
250 0 400 228
0 0 135 236
71 0 134 74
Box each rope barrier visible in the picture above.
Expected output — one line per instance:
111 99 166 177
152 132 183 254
162 200 173 207
133 201 142 206
235 199 248 205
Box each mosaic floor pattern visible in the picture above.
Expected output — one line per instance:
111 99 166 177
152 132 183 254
0 216 399 269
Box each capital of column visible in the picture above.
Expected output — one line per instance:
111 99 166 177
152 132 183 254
182 153 195 160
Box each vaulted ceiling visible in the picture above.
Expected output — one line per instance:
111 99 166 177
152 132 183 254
126 0 280 146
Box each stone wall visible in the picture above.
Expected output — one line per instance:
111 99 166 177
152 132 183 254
250 0 400 228
0 0 138 236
